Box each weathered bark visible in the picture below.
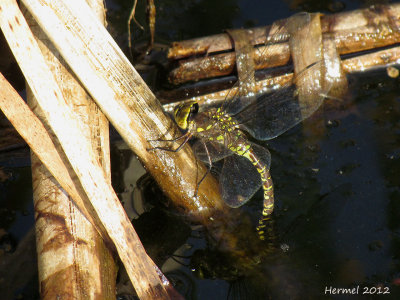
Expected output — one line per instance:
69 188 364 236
167 3 400 84
161 46 400 113
23 0 117 298
21 0 226 223
0 0 175 299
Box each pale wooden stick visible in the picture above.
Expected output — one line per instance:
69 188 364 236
23 0 117 297
0 72 110 244
21 0 225 219
0 1 171 298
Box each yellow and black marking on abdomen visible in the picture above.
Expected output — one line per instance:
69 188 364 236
228 142 275 241
256 169 275 241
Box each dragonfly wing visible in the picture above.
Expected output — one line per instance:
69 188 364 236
231 13 346 141
236 56 335 141
220 142 271 208
192 140 233 164
221 20 290 116
235 85 303 140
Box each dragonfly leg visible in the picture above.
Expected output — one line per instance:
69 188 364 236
148 131 189 143
147 132 192 152
194 140 212 197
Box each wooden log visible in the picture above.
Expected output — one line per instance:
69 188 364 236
161 45 400 112
168 3 400 84
168 4 400 58
0 73 109 239
22 0 118 298
0 0 174 299
21 0 226 224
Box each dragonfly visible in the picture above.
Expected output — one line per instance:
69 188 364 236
149 13 345 240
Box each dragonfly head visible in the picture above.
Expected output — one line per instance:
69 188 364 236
174 101 199 130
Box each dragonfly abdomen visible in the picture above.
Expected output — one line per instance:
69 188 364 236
228 141 275 240
256 169 274 240
245 148 275 241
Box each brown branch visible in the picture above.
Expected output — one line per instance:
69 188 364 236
22 0 118 298
167 3 400 84
161 46 400 112
1 0 178 298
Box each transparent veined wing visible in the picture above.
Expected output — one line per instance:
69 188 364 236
192 139 234 164
220 142 271 208
234 57 336 141
221 18 290 116
222 12 345 141
234 84 302 140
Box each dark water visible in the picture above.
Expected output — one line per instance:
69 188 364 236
1 0 400 299
116 0 400 299
129 71 400 299
263 69 400 299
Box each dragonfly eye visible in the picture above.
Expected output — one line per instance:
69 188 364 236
174 101 199 130
190 102 199 115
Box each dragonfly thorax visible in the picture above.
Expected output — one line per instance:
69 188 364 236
191 108 243 145
174 101 241 140
173 100 199 130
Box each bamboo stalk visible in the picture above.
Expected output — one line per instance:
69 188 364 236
167 3 400 84
0 1 173 299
